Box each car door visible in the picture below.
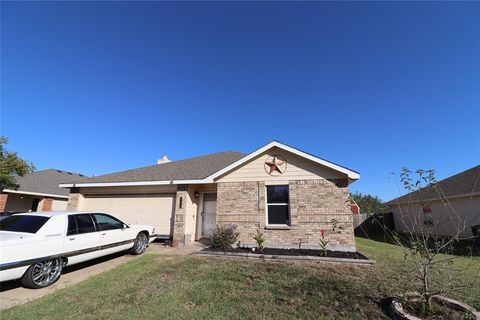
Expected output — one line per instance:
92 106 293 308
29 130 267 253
92 213 134 257
64 214 101 265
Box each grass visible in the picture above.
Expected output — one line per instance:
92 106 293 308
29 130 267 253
2 238 479 319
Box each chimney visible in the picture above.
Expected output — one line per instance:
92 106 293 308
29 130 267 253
157 155 171 164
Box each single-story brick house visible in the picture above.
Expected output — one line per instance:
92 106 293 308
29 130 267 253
1 169 86 212
386 165 480 238
60 141 360 251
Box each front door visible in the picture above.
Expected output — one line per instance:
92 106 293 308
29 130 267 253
201 193 217 237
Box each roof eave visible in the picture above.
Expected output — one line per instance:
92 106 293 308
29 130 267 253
2 189 69 199
59 178 215 188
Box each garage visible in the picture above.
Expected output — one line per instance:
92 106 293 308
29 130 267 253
80 194 176 237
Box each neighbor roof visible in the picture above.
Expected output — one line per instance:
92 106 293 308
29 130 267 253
4 169 87 197
63 151 246 186
386 165 480 205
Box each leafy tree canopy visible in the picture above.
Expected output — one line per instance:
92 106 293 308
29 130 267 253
351 191 389 214
0 136 35 191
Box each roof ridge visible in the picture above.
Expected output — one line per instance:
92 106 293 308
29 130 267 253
386 165 480 204
37 169 87 177
86 150 246 180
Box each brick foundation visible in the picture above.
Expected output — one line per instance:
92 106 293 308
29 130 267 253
216 179 356 251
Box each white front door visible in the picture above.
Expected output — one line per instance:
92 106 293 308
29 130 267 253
201 193 217 237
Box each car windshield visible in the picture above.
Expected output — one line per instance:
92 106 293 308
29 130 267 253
0 215 50 233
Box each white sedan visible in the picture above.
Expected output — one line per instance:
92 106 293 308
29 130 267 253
0 211 155 288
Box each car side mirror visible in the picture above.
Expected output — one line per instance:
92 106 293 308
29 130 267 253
122 223 128 229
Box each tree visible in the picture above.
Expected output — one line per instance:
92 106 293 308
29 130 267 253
385 168 478 315
0 136 35 191
350 191 389 214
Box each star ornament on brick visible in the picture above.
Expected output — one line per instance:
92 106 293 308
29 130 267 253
264 155 287 175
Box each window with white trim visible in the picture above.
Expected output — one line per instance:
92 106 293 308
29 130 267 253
266 185 290 225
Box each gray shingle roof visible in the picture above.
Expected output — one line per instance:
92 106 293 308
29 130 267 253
386 165 480 205
72 151 246 184
12 169 87 197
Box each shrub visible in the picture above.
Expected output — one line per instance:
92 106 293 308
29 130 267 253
211 224 240 251
253 225 265 252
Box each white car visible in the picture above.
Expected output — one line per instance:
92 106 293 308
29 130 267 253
0 211 155 288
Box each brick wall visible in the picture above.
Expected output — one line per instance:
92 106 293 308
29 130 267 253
216 179 356 251
172 185 188 246
41 198 53 211
66 192 82 211
0 193 8 212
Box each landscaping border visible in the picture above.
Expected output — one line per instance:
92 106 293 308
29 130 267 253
389 294 480 320
192 250 376 265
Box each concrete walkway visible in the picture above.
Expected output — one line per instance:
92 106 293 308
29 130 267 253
0 241 204 310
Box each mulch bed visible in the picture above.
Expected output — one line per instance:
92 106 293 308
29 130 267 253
202 247 368 260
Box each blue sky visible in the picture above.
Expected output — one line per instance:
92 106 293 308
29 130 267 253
1 2 479 201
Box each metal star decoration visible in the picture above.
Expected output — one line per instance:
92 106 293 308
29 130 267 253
264 155 287 175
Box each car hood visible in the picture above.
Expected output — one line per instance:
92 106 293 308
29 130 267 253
0 231 35 246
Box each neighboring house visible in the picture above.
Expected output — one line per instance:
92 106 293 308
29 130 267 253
0 169 86 212
386 165 480 238
60 141 360 251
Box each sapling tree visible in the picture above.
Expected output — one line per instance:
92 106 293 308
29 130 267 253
385 168 479 315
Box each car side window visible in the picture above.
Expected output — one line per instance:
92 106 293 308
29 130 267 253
67 214 96 235
67 215 77 236
92 214 124 231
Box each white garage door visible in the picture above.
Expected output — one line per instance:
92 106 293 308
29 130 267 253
80 194 175 237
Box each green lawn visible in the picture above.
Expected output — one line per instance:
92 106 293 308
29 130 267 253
3 238 479 319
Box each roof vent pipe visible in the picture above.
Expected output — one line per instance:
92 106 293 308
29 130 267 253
157 155 171 164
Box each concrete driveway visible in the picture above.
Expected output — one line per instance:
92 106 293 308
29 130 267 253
0 241 202 310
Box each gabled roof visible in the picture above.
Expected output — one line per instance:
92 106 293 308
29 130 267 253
3 169 87 198
386 165 480 205
60 151 246 187
207 141 360 181
59 141 359 188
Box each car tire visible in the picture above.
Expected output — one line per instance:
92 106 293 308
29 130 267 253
130 232 149 255
21 258 63 289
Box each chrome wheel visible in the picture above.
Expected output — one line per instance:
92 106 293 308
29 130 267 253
132 233 148 254
31 259 63 287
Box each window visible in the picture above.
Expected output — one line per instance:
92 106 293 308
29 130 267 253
67 214 96 235
0 215 50 233
266 185 290 225
67 216 77 235
92 214 124 231
423 206 434 226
